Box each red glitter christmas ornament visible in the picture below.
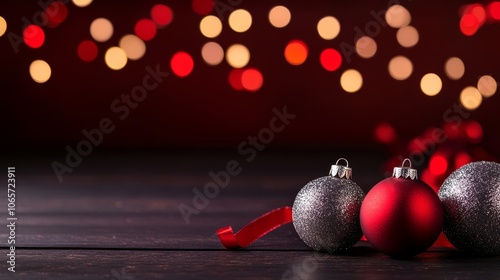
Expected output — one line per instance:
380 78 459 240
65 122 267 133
360 159 443 257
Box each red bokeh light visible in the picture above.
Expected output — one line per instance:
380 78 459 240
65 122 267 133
134 19 157 41
44 1 68 28
171 52 194 77
192 0 214 15
429 153 448 176
320 48 342 71
454 152 472 169
151 4 173 27
487 2 500 20
241 68 264 92
23 25 45 49
460 14 480 36
77 40 98 62
228 69 245 91
374 122 397 144
464 121 483 143
462 4 486 26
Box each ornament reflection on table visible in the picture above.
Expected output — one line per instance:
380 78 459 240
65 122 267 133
292 158 365 253
439 161 500 256
360 159 443 257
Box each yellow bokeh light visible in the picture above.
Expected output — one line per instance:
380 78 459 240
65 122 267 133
340 69 363 93
226 44 250 68
385 5 411 28
201 42 224 66
269 6 291 28
396 25 419 48
317 16 341 40
119 34 146 61
229 9 252 33
72 0 93 7
90 18 113 42
477 75 497 98
0 16 7 37
29 60 51 83
444 57 465 80
388 56 413 80
356 36 377 59
200 15 222 38
460 86 482 110
105 47 127 70
420 73 442 96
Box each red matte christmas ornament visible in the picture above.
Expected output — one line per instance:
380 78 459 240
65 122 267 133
360 159 443 257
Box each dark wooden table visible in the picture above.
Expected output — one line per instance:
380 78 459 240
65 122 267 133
1 150 499 279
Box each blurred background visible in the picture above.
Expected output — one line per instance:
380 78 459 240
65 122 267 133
1 0 499 188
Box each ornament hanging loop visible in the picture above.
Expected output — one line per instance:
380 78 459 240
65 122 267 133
330 157 352 180
335 158 349 167
402 158 412 168
393 158 418 180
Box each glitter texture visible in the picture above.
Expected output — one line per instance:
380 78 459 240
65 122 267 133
292 175 365 253
438 161 500 256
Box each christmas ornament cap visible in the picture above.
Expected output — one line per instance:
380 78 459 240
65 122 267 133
392 158 418 180
329 158 352 180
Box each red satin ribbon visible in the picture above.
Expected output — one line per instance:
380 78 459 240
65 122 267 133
217 206 293 249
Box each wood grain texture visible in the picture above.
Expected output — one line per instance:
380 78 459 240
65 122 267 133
1 152 499 279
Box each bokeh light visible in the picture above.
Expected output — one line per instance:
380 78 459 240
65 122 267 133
284 40 308 66
171 52 194 77
374 122 397 144
226 44 250 68
77 40 98 62
229 9 252 33
0 16 6 37
460 86 482 110
192 0 214 15
355 36 377 59
477 75 497 98
385 5 411 28
488 2 500 20
23 25 45 49
465 120 483 143
200 15 222 38
340 69 363 93
396 25 419 48
317 16 341 40
134 19 157 41
269 6 291 28
420 73 442 96
90 18 113 42
429 153 448 176
460 14 480 36
388 56 413 80
104 47 127 70
44 1 68 28
119 34 146 60
29 60 52 83
151 4 173 27
201 42 224 66
464 4 487 26
454 152 472 169
242 68 264 92
444 57 465 80
320 48 342 71
72 0 93 7
229 69 245 91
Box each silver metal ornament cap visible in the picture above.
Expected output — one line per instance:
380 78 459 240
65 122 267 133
329 158 352 180
392 158 418 180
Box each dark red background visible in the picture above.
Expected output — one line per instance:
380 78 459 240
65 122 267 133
1 0 499 155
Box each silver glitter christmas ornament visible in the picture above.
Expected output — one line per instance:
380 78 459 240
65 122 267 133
438 161 500 256
292 158 365 253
